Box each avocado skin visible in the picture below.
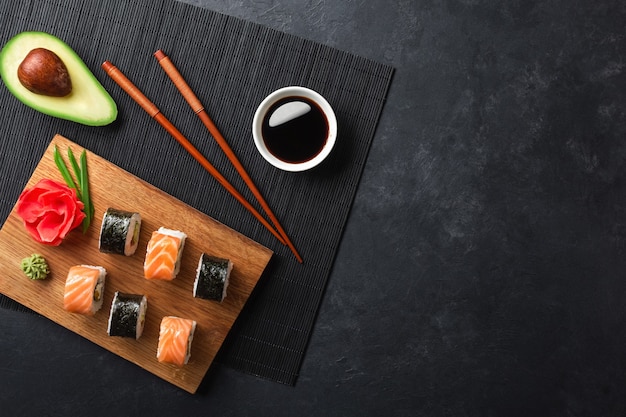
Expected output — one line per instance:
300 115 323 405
0 31 117 126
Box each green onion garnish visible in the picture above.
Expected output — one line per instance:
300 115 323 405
53 145 92 232
79 150 93 232
53 145 80 198
67 147 81 184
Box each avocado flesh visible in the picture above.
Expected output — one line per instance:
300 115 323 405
0 31 117 126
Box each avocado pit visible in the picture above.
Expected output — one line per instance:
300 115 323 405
17 48 72 97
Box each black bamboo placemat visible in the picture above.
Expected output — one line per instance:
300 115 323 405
0 0 393 385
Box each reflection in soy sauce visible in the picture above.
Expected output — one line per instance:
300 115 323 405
261 96 329 164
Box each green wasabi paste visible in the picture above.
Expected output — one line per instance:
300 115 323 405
20 253 50 280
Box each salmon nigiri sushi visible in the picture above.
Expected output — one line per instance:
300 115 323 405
157 316 197 367
63 265 106 315
144 227 187 280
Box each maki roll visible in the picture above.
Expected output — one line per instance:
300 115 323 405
63 265 106 315
193 253 232 302
107 292 147 339
157 316 197 367
99 208 142 256
144 227 187 280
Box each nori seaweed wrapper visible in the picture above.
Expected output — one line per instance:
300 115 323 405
194 254 231 301
108 292 145 338
99 208 138 255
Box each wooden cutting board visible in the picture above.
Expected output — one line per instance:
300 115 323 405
0 134 273 393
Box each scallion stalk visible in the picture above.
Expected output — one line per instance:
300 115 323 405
67 147 81 182
53 145 81 200
53 145 92 233
79 150 93 231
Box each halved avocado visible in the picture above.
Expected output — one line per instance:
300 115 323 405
0 31 117 126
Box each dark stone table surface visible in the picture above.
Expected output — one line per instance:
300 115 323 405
2 1 626 415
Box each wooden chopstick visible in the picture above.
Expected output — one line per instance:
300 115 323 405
153 50 303 264
101 60 287 246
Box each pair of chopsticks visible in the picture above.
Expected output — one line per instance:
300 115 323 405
102 51 302 263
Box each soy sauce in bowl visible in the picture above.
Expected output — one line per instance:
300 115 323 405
261 96 329 164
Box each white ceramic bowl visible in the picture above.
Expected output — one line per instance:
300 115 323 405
252 86 337 172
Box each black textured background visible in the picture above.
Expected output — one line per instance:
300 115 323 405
3 0 626 415
0 0 392 387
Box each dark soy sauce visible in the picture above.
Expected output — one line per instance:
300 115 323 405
262 96 328 163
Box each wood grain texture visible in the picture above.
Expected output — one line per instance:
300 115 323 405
0 134 272 393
